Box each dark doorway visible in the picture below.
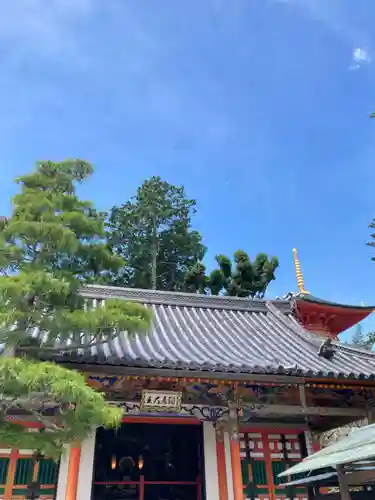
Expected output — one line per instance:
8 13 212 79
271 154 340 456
92 422 204 500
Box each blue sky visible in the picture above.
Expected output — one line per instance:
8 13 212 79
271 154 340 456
0 0 375 339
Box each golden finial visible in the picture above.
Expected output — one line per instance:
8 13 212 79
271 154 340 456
292 248 309 294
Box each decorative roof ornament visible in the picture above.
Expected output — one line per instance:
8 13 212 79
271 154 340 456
318 338 335 360
292 248 310 295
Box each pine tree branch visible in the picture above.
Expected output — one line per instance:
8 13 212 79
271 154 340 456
0 160 150 454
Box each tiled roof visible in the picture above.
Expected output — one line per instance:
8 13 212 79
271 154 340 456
293 292 375 311
45 285 375 380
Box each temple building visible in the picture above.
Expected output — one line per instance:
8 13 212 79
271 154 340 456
2 250 375 500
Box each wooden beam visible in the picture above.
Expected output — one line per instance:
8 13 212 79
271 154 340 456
343 470 375 485
58 362 306 384
115 400 364 419
299 384 307 408
242 404 366 418
240 422 308 431
337 467 352 500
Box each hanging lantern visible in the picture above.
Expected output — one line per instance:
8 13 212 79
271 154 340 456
111 455 117 470
138 455 144 470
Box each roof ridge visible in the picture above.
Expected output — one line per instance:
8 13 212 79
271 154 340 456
271 302 375 357
266 301 323 348
269 300 375 359
82 284 292 313
333 341 375 358
293 292 375 310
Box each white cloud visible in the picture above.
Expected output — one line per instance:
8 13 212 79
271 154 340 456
276 0 373 71
353 48 369 62
349 47 371 71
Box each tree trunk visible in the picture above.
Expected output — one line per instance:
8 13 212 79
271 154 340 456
151 217 157 290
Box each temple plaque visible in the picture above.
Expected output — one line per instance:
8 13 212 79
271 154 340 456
140 390 182 412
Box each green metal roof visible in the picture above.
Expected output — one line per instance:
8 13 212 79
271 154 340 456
279 424 375 477
283 471 337 486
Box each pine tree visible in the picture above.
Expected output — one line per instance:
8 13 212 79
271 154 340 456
351 324 365 346
107 176 205 291
0 160 152 456
185 250 279 297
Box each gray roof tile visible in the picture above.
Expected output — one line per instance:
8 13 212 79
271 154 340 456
48 286 375 380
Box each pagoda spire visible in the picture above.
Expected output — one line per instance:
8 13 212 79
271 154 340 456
292 248 309 294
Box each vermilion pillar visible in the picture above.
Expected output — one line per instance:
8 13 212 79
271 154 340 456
216 426 228 500
228 407 243 500
4 449 18 500
65 444 81 500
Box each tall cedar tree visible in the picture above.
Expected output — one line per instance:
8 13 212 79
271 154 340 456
185 250 279 297
351 324 366 346
107 176 205 290
0 160 152 456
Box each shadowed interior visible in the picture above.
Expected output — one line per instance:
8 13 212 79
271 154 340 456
93 422 204 500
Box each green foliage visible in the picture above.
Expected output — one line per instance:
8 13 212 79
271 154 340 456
366 332 375 350
351 324 365 346
185 263 208 295
107 176 206 291
0 160 152 454
349 324 374 351
0 160 152 350
185 251 279 298
1 160 124 281
0 358 123 457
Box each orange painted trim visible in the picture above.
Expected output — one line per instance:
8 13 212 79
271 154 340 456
261 431 276 500
230 439 243 500
216 439 228 500
4 449 18 500
32 460 40 482
122 416 201 425
65 446 81 500
306 377 375 387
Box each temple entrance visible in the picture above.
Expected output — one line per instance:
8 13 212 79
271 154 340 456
92 421 204 500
